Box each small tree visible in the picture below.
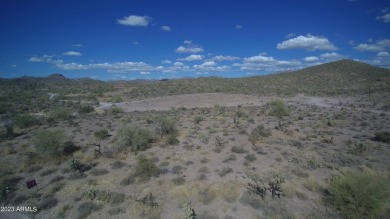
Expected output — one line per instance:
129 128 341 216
116 126 154 152
268 100 290 118
34 129 71 157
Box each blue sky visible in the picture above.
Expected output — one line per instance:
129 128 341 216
0 0 389 80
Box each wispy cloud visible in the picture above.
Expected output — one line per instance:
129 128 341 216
235 25 243 29
303 56 319 62
179 54 204 61
277 34 337 51
176 41 204 53
376 13 390 23
71 44 83 47
62 51 82 56
353 39 390 52
211 55 240 62
117 15 152 26
161 26 172 31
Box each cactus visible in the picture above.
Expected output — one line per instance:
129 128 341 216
183 202 196 219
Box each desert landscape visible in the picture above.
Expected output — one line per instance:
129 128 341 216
0 59 390 219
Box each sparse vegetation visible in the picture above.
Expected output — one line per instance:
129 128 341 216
268 100 290 118
327 169 390 219
133 155 160 181
116 125 154 152
33 129 72 157
93 129 109 140
372 131 390 143
249 124 271 144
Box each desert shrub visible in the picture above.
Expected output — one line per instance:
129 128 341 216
171 165 183 174
219 167 233 177
116 126 154 152
79 105 94 114
111 193 126 205
0 176 22 202
155 117 177 136
12 114 40 128
49 107 73 121
372 131 390 143
77 201 99 219
348 141 367 155
245 154 257 162
109 106 123 115
38 195 58 210
327 169 390 219
268 100 290 118
249 124 271 143
108 207 125 216
231 145 246 154
110 161 126 169
133 155 160 181
198 188 216 205
172 176 186 186
166 134 179 145
33 129 71 157
194 116 204 124
89 168 109 176
94 129 109 140
120 175 135 186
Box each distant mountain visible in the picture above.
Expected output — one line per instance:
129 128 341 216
0 73 106 85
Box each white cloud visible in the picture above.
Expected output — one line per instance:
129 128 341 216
162 60 172 64
377 39 390 47
117 15 151 26
211 55 240 62
132 41 139 45
71 44 83 47
244 55 275 63
202 61 215 67
28 57 45 62
353 39 390 52
354 44 384 52
376 13 390 23
303 56 319 62
235 25 242 29
161 26 172 31
320 52 343 60
183 40 192 44
140 71 151 75
285 33 296 38
277 34 337 51
175 42 204 53
378 51 389 57
63 51 82 56
174 62 184 67
179 54 204 61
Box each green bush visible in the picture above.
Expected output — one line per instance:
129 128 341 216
166 134 179 145
327 169 390 218
155 117 177 136
12 114 40 128
33 129 71 157
268 100 290 118
94 129 109 140
79 105 94 114
133 155 160 181
372 131 390 143
249 124 271 143
194 116 204 124
49 107 73 121
116 126 154 152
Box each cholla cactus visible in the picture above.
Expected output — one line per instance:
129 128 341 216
183 202 196 219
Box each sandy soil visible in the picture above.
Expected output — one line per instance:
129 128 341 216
97 93 271 112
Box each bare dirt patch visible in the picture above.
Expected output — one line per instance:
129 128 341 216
97 93 271 112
